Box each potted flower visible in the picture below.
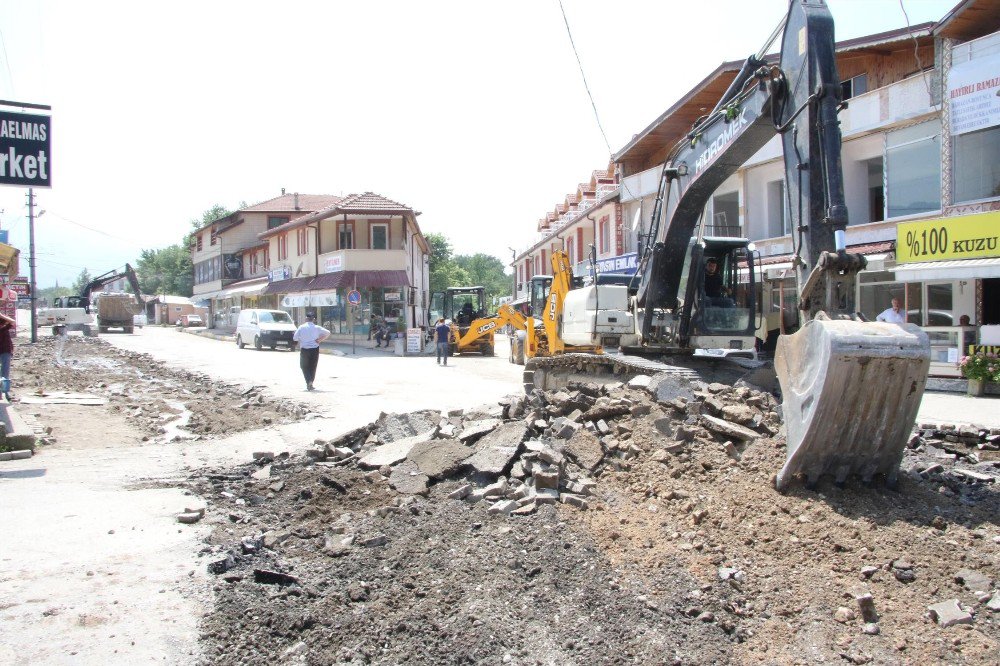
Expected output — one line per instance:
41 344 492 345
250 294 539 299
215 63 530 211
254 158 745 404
958 350 1000 396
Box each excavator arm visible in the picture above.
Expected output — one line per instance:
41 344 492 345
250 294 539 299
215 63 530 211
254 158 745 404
635 0 929 490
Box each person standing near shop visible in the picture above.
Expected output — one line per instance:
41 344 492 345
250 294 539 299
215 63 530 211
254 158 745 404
435 318 451 366
876 297 906 324
0 312 14 391
293 313 330 391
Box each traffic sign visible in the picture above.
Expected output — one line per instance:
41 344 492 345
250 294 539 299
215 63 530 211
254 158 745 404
347 290 361 306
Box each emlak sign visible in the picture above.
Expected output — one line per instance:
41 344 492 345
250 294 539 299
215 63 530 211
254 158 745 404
0 111 51 187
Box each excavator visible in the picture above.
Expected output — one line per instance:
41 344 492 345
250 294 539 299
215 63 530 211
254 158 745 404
524 0 931 491
40 264 145 335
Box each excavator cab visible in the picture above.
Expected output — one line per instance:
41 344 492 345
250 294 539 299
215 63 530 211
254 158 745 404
683 239 757 358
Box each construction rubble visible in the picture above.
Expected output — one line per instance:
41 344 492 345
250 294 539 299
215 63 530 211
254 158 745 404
193 374 1000 665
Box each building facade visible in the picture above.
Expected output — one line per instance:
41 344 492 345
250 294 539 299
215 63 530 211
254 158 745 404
191 192 342 328
258 192 431 336
610 1 999 374
512 166 622 306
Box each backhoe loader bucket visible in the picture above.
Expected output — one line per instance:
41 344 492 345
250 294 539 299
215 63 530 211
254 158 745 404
774 317 930 491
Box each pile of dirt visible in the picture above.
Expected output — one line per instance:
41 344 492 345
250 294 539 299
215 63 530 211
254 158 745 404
14 336 310 444
193 375 999 664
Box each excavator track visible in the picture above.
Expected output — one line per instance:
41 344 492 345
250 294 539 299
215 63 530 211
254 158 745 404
523 352 700 394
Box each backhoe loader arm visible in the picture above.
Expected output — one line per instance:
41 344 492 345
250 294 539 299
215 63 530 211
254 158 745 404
454 304 528 349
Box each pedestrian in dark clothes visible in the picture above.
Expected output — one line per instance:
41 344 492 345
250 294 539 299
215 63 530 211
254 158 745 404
292 313 330 391
435 318 451 366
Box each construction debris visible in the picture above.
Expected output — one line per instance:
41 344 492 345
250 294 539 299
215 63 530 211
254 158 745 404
190 374 999 665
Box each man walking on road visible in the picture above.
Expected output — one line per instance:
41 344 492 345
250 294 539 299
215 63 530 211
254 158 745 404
293 313 331 390
435 318 451 366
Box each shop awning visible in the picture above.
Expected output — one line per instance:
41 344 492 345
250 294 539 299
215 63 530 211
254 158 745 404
267 270 412 294
262 277 312 296
894 257 1000 281
218 278 268 298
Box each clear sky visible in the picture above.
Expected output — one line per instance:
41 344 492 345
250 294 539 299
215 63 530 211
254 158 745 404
0 0 957 288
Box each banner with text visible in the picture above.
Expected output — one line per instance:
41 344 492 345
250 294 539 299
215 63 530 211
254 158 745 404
896 211 1000 264
948 54 1000 136
0 110 51 187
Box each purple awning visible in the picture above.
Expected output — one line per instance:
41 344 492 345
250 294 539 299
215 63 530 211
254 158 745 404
263 271 410 295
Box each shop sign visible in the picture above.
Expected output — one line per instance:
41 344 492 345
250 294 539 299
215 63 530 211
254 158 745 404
384 291 402 302
406 328 422 354
948 54 1000 136
268 265 291 282
969 345 1000 356
323 253 344 273
0 110 51 188
593 252 638 275
310 292 338 307
896 211 1000 264
223 253 243 280
282 294 310 307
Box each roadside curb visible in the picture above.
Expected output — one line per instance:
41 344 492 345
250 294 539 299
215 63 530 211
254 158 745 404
0 400 37 452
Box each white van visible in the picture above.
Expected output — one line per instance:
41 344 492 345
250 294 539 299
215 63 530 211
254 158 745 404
235 309 297 351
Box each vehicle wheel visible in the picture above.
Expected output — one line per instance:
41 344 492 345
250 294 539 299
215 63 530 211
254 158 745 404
237 334 246 349
99 326 109 334
124 326 134 334
270 343 277 350
482 344 495 357
288 342 297 352
254 335 263 350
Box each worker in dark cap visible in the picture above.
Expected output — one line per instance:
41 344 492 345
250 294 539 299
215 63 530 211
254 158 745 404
292 311 330 391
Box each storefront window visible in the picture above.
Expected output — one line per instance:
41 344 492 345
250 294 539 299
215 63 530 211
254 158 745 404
859 279 904 322
926 283 954 326
953 125 1000 203
886 120 941 218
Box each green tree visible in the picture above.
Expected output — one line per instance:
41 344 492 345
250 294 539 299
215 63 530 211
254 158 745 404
454 253 512 305
71 268 92 294
137 245 194 296
184 204 233 246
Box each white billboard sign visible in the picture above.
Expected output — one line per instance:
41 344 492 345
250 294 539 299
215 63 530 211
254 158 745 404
948 54 1000 136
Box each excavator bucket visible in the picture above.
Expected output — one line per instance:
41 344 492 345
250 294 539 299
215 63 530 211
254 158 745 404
774 317 930 491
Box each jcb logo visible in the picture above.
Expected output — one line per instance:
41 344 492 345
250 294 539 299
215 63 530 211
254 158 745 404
548 299 556 321
477 322 497 334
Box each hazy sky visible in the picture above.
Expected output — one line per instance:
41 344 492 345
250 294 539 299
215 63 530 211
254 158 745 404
0 0 956 287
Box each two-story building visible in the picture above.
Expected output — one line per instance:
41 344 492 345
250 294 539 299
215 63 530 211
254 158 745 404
512 166 621 306
258 192 431 336
190 191 341 327
515 1 1000 375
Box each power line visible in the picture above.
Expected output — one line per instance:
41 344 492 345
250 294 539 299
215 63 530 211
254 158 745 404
557 0 612 157
43 209 140 243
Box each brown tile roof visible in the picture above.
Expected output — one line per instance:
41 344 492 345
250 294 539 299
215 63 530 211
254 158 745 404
336 192 414 213
258 192 426 253
242 193 343 213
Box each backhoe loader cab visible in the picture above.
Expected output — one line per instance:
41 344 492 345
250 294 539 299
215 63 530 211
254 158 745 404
429 286 497 356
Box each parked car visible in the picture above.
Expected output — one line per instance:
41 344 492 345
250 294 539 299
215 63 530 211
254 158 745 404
133 313 147 328
182 314 204 327
235 308 297 351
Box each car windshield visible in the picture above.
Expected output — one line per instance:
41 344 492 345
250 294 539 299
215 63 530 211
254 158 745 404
258 311 292 324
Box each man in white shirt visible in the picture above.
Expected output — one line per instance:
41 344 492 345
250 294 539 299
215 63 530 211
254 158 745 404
875 298 906 324
292 313 331 391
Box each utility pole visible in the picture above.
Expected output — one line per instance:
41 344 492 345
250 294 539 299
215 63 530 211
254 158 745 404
27 188 38 343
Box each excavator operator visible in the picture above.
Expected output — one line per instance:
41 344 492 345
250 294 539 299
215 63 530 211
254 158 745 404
704 258 726 303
